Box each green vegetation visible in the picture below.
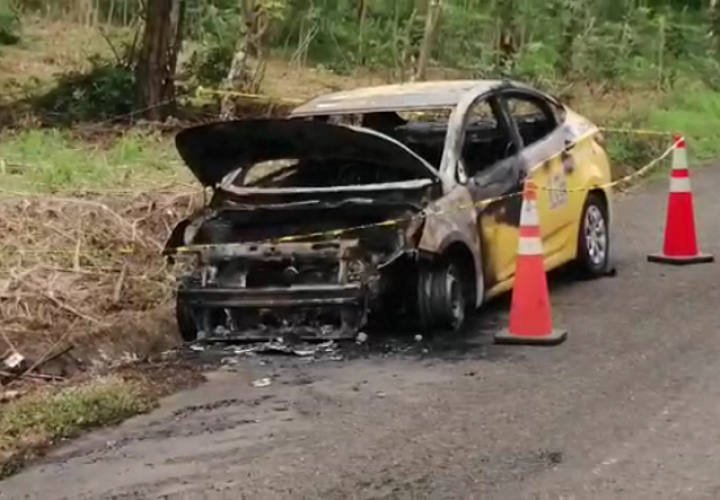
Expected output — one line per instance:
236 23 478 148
15 0 717 86
647 88 720 161
0 376 156 478
2 0 718 169
0 129 185 193
0 0 21 45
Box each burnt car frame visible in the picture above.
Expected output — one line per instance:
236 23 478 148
164 79 613 342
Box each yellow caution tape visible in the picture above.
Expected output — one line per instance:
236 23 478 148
195 86 304 105
8 133 678 258
598 126 674 137
194 86 678 137
170 133 681 253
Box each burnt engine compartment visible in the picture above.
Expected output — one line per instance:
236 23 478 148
173 181 437 341
194 202 418 249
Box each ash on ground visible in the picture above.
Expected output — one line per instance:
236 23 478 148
176 322 503 370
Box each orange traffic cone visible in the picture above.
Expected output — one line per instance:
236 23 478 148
647 135 714 265
494 180 567 346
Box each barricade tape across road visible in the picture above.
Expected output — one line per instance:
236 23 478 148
195 86 305 105
597 127 672 137
170 132 680 254
0 85 679 257
193 86 677 138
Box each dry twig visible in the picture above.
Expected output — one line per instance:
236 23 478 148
0 188 202 360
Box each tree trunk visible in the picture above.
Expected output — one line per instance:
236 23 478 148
556 0 581 77
414 0 442 81
710 0 720 56
220 0 268 120
358 0 371 65
495 0 517 75
135 0 185 122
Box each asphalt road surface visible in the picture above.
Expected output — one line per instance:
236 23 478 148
3 165 720 500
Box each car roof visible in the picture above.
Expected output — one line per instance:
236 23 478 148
290 79 515 116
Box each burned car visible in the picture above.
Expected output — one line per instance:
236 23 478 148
164 80 613 342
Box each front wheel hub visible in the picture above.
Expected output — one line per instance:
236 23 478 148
585 205 608 266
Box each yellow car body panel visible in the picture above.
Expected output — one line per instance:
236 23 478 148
294 79 615 309
483 107 613 299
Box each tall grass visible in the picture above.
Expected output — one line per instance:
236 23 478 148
647 88 720 161
0 129 187 193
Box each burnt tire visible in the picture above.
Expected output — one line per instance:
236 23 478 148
175 277 199 342
575 193 610 279
416 259 468 334
175 293 198 343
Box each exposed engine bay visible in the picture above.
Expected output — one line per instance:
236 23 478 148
169 192 432 341
164 118 447 342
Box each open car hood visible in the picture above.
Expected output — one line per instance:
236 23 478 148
174 119 441 187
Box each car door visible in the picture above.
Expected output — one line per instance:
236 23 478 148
497 90 575 265
456 93 526 290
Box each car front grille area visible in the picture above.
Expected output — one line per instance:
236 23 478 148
209 258 344 288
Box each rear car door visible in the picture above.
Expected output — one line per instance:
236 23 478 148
496 90 575 266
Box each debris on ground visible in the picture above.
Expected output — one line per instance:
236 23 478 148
2 351 25 372
189 338 341 360
0 389 21 403
0 342 81 387
0 189 202 375
251 377 272 388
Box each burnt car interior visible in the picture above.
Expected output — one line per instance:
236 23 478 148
355 92 560 178
502 93 560 147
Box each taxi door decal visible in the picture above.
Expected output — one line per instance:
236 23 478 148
549 156 569 210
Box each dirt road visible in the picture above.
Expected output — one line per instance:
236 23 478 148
3 165 720 500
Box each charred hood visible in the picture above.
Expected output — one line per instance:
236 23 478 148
175 119 440 187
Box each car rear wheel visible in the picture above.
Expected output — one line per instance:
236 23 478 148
416 259 468 334
575 193 610 278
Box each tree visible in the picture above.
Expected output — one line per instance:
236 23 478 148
710 0 720 55
219 0 269 120
135 0 185 121
414 0 442 81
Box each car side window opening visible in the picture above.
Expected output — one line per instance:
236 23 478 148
384 109 453 167
503 93 559 148
360 112 408 134
459 97 518 179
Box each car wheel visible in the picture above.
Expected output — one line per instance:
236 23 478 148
575 193 610 278
175 293 198 342
416 259 468 333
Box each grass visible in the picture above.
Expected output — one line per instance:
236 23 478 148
0 375 156 478
0 361 205 479
647 87 720 162
0 128 190 193
0 16 131 97
567 86 720 181
0 87 715 196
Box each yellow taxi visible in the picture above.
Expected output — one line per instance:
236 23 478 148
167 79 613 341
